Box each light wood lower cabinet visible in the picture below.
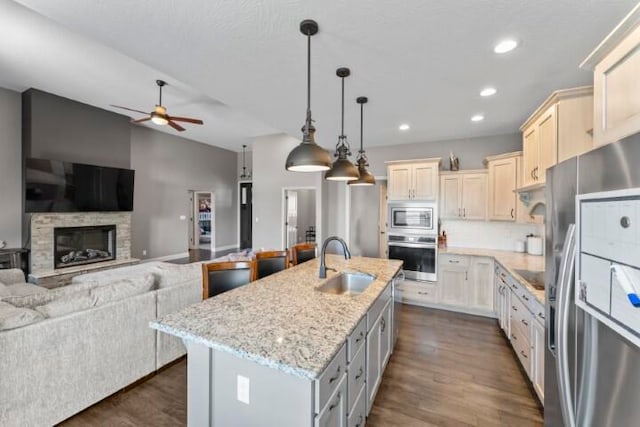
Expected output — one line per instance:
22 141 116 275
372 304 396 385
469 257 494 312
532 318 545 401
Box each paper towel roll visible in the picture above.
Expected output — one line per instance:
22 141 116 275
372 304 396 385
527 236 543 256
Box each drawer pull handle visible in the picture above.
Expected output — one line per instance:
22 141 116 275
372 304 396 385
522 294 529 301
449 260 460 263
355 367 364 381
512 306 518 311
521 350 528 359
511 334 517 341
355 331 364 343
417 291 429 295
328 392 341 412
381 317 386 333
328 366 341 384
521 319 529 326
355 415 364 427
511 284 517 289
538 312 545 319
511 208 515 219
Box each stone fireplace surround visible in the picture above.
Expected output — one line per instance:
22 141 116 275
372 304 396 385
30 212 132 275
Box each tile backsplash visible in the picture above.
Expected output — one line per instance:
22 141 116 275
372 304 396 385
441 219 544 252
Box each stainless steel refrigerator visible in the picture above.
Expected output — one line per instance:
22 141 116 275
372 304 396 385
545 133 640 426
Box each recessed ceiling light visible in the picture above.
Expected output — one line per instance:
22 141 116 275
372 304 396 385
494 39 518 54
471 114 484 122
399 123 410 131
480 87 497 97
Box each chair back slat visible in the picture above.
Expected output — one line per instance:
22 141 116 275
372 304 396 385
291 243 317 266
255 250 289 279
202 261 256 299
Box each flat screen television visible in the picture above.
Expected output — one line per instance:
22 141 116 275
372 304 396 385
25 158 135 213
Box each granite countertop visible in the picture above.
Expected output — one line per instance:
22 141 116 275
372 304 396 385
440 247 545 303
151 255 402 380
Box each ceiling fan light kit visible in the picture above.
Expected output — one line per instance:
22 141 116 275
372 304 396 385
349 96 376 186
111 79 203 132
285 19 332 172
325 67 359 181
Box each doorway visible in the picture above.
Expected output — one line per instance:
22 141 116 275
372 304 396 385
189 191 215 251
348 179 388 258
283 188 316 249
239 182 253 249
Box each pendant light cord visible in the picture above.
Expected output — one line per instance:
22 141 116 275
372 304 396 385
359 102 364 152
159 84 162 106
307 32 311 113
340 76 345 138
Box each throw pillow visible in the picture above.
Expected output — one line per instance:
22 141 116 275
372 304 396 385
152 263 201 289
0 282 10 298
34 290 95 318
0 301 44 330
90 273 155 306
0 283 53 308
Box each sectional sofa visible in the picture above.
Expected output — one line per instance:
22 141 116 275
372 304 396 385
0 261 202 427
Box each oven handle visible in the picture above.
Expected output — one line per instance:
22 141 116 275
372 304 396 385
388 242 436 249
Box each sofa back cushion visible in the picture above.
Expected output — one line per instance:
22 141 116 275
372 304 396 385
0 282 9 298
0 301 44 330
91 274 155 306
0 283 53 307
0 268 26 286
34 290 95 318
152 263 202 289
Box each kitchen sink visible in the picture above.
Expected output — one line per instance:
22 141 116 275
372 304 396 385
514 269 545 291
317 272 376 296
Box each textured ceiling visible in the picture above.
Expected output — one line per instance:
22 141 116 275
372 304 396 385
7 0 639 151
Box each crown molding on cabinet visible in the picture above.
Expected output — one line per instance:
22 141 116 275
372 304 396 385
519 86 593 132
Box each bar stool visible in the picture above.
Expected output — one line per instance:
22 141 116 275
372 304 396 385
290 243 317 266
255 250 289 279
202 261 256 299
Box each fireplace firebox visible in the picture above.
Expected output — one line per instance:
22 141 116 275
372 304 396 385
53 225 116 269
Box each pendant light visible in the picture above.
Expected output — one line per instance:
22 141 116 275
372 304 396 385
348 97 376 186
240 144 252 179
285 20 332 172
325 68 359 181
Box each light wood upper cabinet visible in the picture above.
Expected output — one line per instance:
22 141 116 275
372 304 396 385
386 158 440 201
520 87 593 188
581 5 640 147
439 171 487 221
486 152 519 221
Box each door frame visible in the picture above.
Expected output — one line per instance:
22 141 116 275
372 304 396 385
189 190 215 252
237 180 252 249
344 176 388 254
281 186 317 250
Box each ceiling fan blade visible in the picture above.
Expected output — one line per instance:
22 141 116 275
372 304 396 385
168 120 186 132
110 104 150 115
168 116 204 125
131 117 151 124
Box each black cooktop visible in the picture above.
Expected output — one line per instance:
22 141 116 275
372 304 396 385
514 269 545 291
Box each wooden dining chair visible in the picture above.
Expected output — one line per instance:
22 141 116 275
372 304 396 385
255 250 289 279
202 261 256 299
290 243 317 266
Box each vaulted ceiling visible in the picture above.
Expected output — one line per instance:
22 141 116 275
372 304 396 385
4 0 638 151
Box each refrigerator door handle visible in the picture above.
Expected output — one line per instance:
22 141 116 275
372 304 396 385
556 223 577 427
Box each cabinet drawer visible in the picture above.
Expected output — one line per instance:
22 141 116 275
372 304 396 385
347 385 367 427
347 344 366 414
347 316 366 362
532 298 545 324
511 323 532 376
439 254 470 268
315 343 347 414
510 292 532 338
315 373 347 427
368 283 392 330
398 280 438 304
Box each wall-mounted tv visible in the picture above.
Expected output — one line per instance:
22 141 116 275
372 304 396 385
25 158 135 213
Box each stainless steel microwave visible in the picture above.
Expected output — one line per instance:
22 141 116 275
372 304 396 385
388 202 436 235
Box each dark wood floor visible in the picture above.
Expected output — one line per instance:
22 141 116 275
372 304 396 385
168 248 238 265
58 306 542 427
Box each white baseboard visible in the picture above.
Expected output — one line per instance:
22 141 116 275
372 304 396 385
143 252 189 263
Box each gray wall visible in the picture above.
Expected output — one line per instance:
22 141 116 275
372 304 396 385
0 87 22 248
365 133 521 175
23 89 131 168
130 126 238 259
252 134 323 249
292 189 315 244
349 183 382 257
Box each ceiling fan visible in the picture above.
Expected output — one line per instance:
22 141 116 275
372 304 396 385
111 80 204 132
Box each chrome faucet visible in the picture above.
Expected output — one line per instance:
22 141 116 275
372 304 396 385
319 236 351 278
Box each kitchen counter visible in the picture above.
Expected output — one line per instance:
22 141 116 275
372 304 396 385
151 255 402 379
440 247 545 303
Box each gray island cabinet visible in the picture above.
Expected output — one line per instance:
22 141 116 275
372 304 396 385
151 255 402 427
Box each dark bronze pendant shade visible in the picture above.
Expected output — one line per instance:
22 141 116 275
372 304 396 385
325 68 359 181
348 97 375 186
285 20 332 172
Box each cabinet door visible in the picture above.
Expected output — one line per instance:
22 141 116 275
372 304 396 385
315 375 347 427
461 173 487 220
522 126 538 187
366 316 381 415
537 105 557 184
380 301 392 370
439 266 467 306
488 157 517 221
470 257 494 311
532 319 545 401
387 165 412 200
440 175 462 219
413 162 438 200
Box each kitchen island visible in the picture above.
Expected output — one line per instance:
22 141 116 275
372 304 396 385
151 255 403 427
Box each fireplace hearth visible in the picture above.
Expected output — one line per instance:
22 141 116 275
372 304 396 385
54 225 116 269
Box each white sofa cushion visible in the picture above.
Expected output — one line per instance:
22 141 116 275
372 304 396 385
152 263 202 289
0 283 52 307
91 274 155 306
34 290 95 318
71 262 164 286
0 269 26 286
0 282 9 298
0 301 44 330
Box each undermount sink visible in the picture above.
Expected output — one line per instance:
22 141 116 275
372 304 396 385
317 272 376 296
